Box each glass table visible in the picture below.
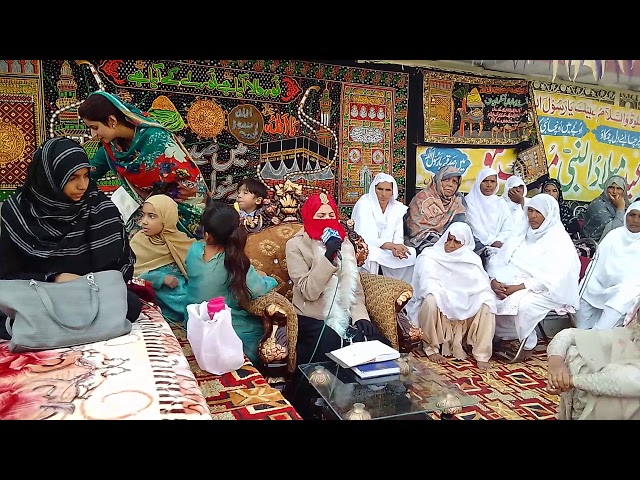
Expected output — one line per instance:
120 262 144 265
299 356 478 420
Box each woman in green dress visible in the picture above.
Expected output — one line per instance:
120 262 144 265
78 91 210 237
183 201 278 366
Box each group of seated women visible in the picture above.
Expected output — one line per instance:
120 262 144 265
349 164 640 373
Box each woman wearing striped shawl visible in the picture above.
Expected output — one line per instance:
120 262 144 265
0 137 141 339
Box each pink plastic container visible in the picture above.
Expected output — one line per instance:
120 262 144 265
206 296 226 319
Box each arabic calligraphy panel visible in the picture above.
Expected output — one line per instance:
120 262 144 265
228 104 264 145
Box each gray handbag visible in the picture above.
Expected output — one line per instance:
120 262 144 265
0 270 132 352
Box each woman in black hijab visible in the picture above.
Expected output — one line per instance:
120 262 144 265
0 137 141 338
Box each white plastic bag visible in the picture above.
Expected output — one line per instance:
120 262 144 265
186 300 245 375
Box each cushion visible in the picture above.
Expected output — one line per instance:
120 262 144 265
245 222 303 300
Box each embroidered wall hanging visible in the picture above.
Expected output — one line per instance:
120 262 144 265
422 70 533 146
339 83 401 206
38 60 409 214
0 74 42 201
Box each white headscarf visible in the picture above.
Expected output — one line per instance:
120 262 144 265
580 201 640 314
351 172 406 248
500 175 529 214
489 193 581 307
465 167 513 245
410 222 496 320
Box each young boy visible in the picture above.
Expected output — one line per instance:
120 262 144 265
235 177 267 218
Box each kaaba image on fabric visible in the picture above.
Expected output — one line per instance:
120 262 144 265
259 136 336 193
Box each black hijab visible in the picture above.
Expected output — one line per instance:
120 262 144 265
1 137 128 274
541 178 574 227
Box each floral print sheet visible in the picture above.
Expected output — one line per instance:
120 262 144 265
0 304 211 420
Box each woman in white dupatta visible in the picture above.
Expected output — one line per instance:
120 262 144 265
351 173 416 283
486 194 581 360
574 201 640 330
465 167 514 258
500 175 529 228
404 222 496 369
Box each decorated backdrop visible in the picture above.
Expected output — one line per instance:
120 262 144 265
533 81 640 202
422 70 535 146
415 146 519 194
34 60 410 213
0 62 43 201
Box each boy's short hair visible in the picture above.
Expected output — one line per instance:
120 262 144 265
238 177 267 199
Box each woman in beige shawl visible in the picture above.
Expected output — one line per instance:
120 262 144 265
547 299 640 420
130 194 195 320
404 165 468 254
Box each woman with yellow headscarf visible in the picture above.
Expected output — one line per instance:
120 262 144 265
130 194 195 321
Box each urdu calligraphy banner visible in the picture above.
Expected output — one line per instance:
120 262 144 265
534 88 640 202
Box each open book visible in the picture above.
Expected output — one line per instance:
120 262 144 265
325 340 400 369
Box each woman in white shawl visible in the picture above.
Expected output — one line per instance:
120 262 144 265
574 201 640 330
404 222 496 370
486 193 581 360
351 172 416 283
465 167 514 258
500 175 529 228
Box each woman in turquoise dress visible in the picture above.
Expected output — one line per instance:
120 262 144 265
78 91 210 237
184 201 277 366
130 195 195 322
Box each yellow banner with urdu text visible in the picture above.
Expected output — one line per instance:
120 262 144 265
534 90 640 202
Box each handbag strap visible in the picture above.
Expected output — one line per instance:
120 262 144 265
30 274 100 330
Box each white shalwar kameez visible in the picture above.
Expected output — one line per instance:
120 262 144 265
499 175 529 229
465 167 514 250
486 194 581 351
351 173 416 283
574 201 640 330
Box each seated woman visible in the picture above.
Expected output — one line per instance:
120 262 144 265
0 137 141 339
404 165 470 254
351 172 416 283
404 223 496 370
130 195 195 322
581 174 630 243
486 194 581 360
286 192 391 366
500 175 529 228
465 167 514 258
573 201 640 330
78 91 210 237
183 201 277 366
284 192 392 418
541 177 585 241
546 315 640 420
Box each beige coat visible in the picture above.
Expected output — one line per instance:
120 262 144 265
285 228 369 338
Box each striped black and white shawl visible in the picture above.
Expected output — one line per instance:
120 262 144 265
1 137 133 277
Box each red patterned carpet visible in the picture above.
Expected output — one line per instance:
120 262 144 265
172 317 557 420
412 339 559 420
170 324 302 420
